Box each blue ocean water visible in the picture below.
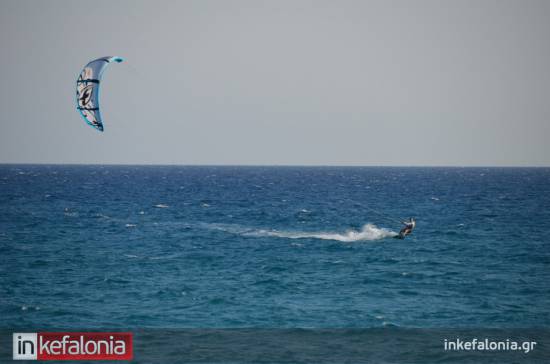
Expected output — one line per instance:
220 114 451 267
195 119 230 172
1 165 549 329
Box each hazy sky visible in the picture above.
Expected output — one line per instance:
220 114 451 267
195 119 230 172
1 0 549 166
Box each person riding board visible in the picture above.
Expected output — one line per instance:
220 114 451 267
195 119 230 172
398 217 416 239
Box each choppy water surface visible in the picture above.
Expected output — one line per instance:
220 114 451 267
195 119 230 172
1 165 549 329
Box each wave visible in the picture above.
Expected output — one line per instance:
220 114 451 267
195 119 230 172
205 223 397 242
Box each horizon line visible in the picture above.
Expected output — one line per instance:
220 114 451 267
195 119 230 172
1 162 549 168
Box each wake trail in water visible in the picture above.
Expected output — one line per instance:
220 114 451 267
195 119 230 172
204 223 397 242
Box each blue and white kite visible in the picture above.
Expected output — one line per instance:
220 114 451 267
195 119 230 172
76 56 124 132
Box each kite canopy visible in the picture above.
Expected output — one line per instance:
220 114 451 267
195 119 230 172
76 56 124 132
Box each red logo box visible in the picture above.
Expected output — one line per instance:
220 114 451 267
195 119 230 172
13 332 133 361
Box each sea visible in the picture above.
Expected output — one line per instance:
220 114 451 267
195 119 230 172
1 165 549 362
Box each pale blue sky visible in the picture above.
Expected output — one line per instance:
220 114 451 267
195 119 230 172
1 0 549 165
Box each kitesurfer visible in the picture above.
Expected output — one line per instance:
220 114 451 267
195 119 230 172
397 218 416 239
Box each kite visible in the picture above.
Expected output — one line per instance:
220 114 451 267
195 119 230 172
76 56 124 132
